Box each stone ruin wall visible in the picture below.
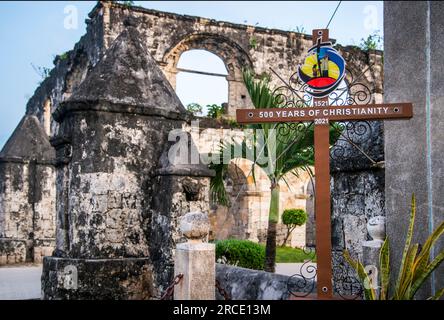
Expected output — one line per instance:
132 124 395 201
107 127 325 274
100 2 383 115
1 1 384 266
0 161 56 264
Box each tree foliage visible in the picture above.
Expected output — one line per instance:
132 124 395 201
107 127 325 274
281 209 307 246
282 208 307 227
186 102 203 116
360 30 383 51
207 104 224 119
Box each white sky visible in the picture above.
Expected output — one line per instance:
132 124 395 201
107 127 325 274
176 50 229 113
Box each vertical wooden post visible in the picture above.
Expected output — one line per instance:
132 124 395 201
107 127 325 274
312 29 333 299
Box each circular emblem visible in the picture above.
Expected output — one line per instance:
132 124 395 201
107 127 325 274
297 42 346 98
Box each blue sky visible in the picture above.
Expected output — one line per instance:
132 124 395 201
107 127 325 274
0 1 383 149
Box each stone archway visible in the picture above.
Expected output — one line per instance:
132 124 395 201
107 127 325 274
209 162 249 240
161 33 254 116
208 159 271 242
174 49 229 112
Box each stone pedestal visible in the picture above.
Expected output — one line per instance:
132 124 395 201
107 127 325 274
174 242 215 300
362 240 382 298
384 1 444 298
362 241 382 268
174 211 215 300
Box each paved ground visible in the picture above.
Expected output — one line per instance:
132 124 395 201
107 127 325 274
0 265 42 300
275 262 317 279
0 263 315 299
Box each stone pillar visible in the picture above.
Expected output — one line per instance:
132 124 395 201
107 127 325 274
149 132 215 294
41 25 190 299
330 119 385 296
362 216 386 299
174 211 215 300
227 77 252 118
384 1 444 298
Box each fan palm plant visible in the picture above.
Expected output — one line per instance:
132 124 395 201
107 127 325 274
210 69 341 272
344 194 444 300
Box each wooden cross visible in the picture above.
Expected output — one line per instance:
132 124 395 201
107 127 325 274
236 29 413 299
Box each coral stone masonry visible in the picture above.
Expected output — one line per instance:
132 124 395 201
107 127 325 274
0 1 384 299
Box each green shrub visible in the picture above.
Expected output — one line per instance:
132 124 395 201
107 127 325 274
282 209 307 226
215 239 265 270
186 102 203 116
249 36 258 49
59 52 69 61
359 30 383 51
116 0 135 7
207 104 224 119
281 209 307 246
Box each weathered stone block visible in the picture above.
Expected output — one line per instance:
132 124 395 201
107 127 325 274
107 191 122 209
0 239 27 265
42 257 155 300
91 194 108 212
216 264 307 300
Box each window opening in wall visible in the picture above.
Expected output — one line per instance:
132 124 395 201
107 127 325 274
176 50 228 117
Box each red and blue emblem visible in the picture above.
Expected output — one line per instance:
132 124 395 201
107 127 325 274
297 40 346 98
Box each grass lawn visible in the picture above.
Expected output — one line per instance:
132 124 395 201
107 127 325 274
275 246 317 263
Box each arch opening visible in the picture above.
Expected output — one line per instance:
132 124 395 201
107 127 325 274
162 33 254 117
175 50 229 116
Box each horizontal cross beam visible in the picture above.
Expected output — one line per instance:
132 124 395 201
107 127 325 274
176 67 228 78
236 103 413 124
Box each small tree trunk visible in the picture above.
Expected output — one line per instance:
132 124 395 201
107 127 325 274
281 228 292 247
281 226 297 247
264 182 280 272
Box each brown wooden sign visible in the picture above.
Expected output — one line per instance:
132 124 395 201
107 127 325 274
236 103 413 124
235 28 414 300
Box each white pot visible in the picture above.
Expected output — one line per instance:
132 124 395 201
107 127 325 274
367 216 386 242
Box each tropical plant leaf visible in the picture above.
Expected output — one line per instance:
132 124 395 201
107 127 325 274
410 250 444 297
395 194 416 297
343 250 376 300
412 221 444 285
379 237 390 300
395 243 419 299
345 194 443 300
427 287 444 300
